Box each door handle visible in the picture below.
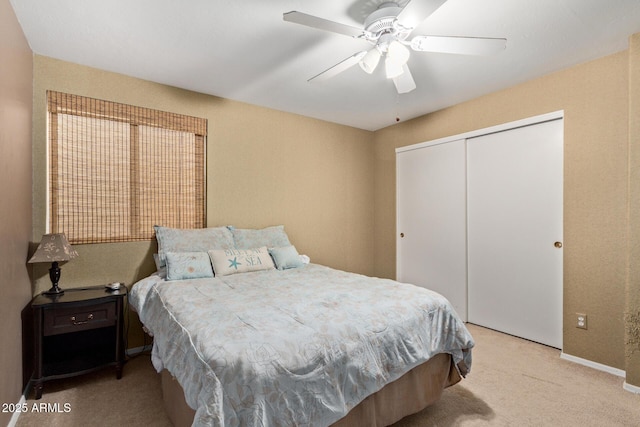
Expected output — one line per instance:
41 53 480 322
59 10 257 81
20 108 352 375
554 241 562 248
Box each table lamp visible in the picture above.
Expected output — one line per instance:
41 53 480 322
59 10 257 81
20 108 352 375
28 233 79 296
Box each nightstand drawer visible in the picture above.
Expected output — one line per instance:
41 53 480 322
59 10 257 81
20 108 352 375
43 302 116 336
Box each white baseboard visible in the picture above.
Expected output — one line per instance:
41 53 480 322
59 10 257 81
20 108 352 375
7 394 27 427
560 352 626 377
624 381 640 394
560 352 640 394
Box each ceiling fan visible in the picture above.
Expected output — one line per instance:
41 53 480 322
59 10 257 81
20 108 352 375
283 0 506 94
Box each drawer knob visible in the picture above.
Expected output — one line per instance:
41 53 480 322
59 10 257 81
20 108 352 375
71 313 94 325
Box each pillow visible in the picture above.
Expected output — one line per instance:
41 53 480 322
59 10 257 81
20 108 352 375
154 225 235 267
208 247 275 277
269 245 305 270
165 252 214 281
229 225 291 250
153 253 163 271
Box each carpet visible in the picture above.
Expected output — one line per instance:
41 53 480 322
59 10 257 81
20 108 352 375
15 324 640 426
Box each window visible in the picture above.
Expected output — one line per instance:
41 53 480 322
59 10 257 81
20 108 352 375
47 91 206 244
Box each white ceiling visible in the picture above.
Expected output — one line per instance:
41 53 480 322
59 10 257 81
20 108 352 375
10 0 640 131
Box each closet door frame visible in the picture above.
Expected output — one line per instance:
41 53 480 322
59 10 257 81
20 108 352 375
396 111 564 154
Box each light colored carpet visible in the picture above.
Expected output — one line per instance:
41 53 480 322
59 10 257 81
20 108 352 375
396 324 640 426
15 324 640 426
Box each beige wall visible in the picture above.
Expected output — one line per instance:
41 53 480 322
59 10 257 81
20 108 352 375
31 56 375 346
627 34 640 387
0 0 34 423
373 48 636 383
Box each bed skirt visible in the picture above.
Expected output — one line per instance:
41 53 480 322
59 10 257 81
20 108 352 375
160 352 461 427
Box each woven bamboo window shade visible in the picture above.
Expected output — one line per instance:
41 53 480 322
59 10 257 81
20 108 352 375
47 91 206 244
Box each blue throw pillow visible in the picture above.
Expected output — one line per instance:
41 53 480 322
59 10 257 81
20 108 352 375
165 252 214 281
269 245 305 270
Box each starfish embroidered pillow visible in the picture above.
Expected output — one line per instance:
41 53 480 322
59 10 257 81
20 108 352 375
208 247 275 277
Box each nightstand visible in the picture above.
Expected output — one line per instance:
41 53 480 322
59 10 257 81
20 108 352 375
31 285 127 399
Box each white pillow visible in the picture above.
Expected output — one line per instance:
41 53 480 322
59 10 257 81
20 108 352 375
208 247 275 277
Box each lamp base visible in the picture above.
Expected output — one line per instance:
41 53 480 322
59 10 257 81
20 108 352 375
43 262 64 296
42 284 64 296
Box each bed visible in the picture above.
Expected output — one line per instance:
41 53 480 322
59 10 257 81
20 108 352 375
129 225 474 426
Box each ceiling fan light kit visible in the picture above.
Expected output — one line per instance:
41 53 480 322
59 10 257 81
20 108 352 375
385 56 405 79
393 64 417 94
359 47 382 74
388 40 410 63
283 0 506 94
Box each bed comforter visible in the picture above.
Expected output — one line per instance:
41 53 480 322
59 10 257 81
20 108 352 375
129 264 474 426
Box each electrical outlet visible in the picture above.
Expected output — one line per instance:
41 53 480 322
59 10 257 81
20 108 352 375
576 313 587 329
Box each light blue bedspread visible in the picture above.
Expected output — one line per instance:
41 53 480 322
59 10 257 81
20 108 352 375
130 264 474 426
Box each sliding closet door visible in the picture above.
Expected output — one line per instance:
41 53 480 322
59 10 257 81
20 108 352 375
397 139 467 320
467 119 563 348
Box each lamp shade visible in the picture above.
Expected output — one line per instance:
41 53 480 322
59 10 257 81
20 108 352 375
28 233 78 264
385 56 405 79
387 40 410 65
359 47 381 74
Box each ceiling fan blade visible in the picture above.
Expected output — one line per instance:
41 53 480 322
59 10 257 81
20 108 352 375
283 11 365 38
393 64 417 94
396 0 448 29
309 51 367 82
411 35 507 55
